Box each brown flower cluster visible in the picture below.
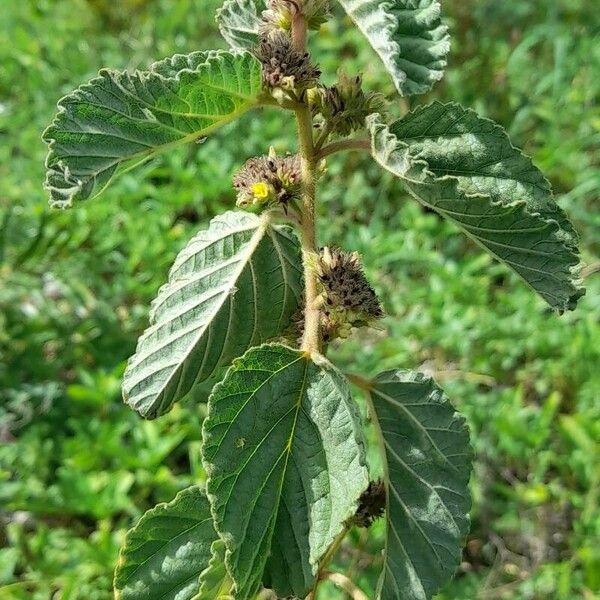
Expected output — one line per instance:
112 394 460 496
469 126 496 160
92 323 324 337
311 71 386 136
351 480 386 528
256 30 321 92
233 149 302 208
316 247 384 342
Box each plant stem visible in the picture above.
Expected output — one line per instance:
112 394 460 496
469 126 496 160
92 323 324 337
306 526 349 600
322 571 370 600
296 106 321 354
292 10 321 355
317 138 370 160
291 10 308 50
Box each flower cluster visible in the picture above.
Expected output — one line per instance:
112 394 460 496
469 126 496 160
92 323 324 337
233 148 302 208
310 71 385 136
256 30 321 92
316 247 384 342
262 0 330 32
350 480 386 528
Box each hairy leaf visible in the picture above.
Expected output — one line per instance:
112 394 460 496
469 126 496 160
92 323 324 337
336 0 450 95
203 344 369 599
43 51 262 207
217 0 267 50
123 211 303 419
194 540 233 600
114 486 218 600
367 370 472 600
368 105 584 311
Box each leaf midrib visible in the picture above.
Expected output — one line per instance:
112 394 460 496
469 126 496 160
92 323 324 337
152 217 270 403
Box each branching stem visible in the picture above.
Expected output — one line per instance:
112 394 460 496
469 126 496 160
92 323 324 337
317 138 370 160
322 571 370 600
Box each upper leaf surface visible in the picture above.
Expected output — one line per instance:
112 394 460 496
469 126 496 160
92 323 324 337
122 211 303 419
202 344 369 600
368 105 584 311
336 0 450 96
368 370 472 600
42 51 262 207
114 486 217 600
216 0 266 50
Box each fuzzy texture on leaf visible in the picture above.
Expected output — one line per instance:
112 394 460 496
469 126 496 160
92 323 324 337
367 370 472 600
114 486 218 600
194 540 233 600
216 0 267 49
122 211 303 419
368 104 584 312
42 51 262 207
336 0 450 96
202 343 369 600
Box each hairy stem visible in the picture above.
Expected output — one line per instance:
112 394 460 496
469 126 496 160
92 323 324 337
317 138 370 160
292 13 321 355
306 527 349 600
322 571 370 600
296 111 322 353
291 10 308 50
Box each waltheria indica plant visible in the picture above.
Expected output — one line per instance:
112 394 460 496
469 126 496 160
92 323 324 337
41 1 585 598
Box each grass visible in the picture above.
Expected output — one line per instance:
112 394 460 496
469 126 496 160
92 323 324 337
0 1 599 599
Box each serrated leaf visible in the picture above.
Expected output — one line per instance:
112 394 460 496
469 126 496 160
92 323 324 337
123 211 303 419
114 486 218 600
202 344 369 600
368 105 584 311
216 0 267 50
366 371 472 600
42 51 262 207
193 540 233 600
337 0 450 96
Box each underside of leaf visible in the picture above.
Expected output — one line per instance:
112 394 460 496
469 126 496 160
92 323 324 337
122 211 303 419
367 370 472 600
202 344 369 600
336 0 450 95
216 0 267 50
368 106 584 311
42 51 262 207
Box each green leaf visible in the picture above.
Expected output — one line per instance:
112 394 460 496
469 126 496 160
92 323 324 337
123 211 303 419
42 51 262 207
114 486 218 600
202 344 369 600
216 0 266 50
336 0 450 96
368 105 584 311
366 370 472 600
194 540 233 600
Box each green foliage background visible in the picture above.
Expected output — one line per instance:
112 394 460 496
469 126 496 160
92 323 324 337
0 1 598 598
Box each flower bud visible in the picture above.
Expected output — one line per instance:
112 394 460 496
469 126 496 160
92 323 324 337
311 71 385 136
315 247 384 342
262 0 330 32
350 480 386 528
256 31 321 92
233 149 302 208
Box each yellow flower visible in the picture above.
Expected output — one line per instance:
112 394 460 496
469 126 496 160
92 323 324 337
251 181 271 200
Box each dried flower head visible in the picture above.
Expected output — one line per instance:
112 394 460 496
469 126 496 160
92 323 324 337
233 148 302 208
262 0 330 31
351 480 386 528
310 71 385 136
256 30 321 92
312 247 384 342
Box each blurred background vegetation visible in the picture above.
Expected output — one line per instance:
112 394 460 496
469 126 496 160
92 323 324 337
1 1 599 598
